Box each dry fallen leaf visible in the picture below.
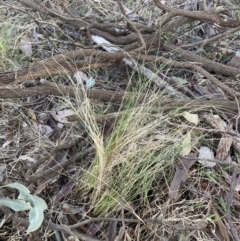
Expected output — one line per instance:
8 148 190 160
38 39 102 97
212 207 230 241
92 35 120 52
19 37 32 57
169 154 197 200
182 111 199 125
19 155 37 164
225 175 240 192
216 135 233 161
180 132 192 156
198 146 215 167
53 179 76 204
74 71 95 88
38 124 53 136
74 71 88 83
51 109 75 123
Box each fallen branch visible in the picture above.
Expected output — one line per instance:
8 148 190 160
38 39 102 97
162 43 240 78
154 0 240 28
1 82 239 117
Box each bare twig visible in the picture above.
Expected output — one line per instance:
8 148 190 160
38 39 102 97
166 121 240 138
26 135 86 181
182 156 237 166
68 217 162 229
0 206 100 241
173 200 212 231
117 0 146 52
225 167 240 241
27 146 94 183
181 26 240 49
154 0 240 28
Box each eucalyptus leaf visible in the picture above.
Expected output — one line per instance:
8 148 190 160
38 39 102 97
4 183 34 205
27 196 47 233
0 198 32 211
0 183 48 233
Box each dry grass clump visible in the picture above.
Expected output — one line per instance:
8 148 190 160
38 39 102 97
0 8 34 71
63 77 201 217
56 74 230 241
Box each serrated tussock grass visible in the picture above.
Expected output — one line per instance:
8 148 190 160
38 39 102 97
67 76 201 216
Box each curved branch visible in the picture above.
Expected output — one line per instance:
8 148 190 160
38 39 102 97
154 0 240 28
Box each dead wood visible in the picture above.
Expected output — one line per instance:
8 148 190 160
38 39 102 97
154 0 240 28
1 82 238 116
1 47 239 94
0 83 131 102
0 59 119 85
181 26 240 49
162 43 240 78
0 0 239 100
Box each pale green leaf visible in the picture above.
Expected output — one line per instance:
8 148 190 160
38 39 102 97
1 183 47 233
4 183 35 205
27 196 47 233
0 198 31 211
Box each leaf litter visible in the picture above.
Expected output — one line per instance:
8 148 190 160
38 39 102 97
0 0 240 240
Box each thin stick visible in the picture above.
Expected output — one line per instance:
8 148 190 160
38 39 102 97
225 167 240 241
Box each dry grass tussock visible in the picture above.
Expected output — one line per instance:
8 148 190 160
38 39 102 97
0 0 239 240
59 78 211 237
